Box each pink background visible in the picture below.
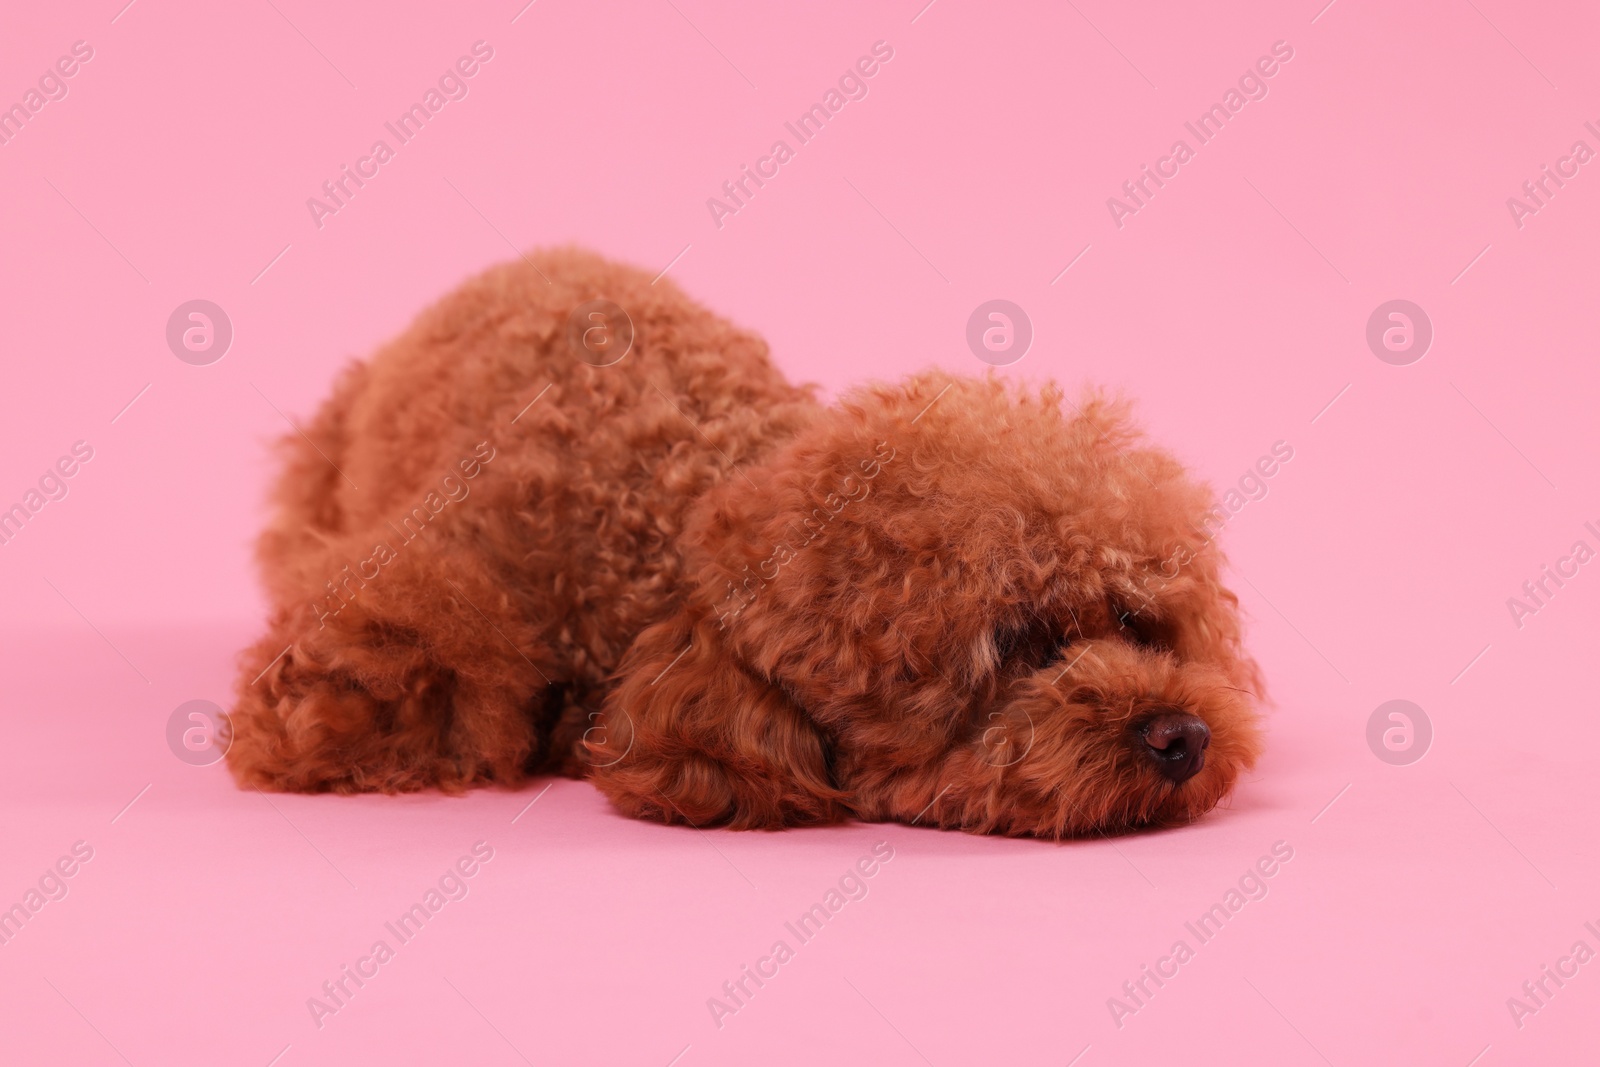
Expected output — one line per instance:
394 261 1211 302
2 0 1597 1063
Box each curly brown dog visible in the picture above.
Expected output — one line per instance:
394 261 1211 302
227 247 1262 837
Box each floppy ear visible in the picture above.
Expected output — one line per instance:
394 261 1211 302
584 610 846 829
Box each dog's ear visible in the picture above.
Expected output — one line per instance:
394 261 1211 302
584 609 846 829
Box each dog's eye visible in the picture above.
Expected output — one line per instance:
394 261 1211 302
993 615 1063 672
1114 603 1168 650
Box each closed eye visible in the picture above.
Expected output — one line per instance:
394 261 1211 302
1113 602 1170 651
993 613 1065 672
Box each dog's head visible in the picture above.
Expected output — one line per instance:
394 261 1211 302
587 373 1263 837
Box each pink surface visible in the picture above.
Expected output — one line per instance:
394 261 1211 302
2 1 1596 1063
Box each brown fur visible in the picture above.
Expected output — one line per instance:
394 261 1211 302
227 247 1262 837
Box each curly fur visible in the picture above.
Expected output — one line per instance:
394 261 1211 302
227 247 1263 838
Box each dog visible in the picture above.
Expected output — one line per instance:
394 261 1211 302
226 247 1262 837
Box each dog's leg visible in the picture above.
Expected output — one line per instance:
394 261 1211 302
527 682 604 779
227 559 558 794
584 616 848 828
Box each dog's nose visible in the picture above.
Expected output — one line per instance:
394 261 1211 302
1140 712 1210 785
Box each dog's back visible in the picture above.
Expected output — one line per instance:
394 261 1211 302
231 249 814 790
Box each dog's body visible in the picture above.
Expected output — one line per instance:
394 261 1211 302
228 248 1262 837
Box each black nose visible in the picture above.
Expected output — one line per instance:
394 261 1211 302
1140 712 1210 785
